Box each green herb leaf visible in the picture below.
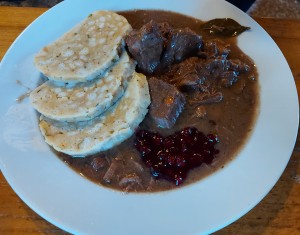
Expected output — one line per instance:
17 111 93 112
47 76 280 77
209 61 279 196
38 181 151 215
200 18 250 37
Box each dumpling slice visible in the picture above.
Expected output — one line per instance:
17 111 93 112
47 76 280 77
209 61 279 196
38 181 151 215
39 72 151 157
34 11 132 82
30 52 135 122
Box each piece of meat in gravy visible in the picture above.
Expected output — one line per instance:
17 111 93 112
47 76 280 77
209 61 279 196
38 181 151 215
198 39 230 59
102 158 122 183
148 77 186 129
162 57 207 90
161 28 203 68
90 156 108 171
158 46 252 105
126 20 164 74
157 22 173 44
119 174 143 187
162 52 251 92
126 20 202 74
189 91 224 105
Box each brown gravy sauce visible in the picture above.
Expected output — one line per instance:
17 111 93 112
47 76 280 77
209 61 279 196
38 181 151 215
57 10 259 192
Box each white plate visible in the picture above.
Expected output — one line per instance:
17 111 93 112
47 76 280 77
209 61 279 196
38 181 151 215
0 0 298 234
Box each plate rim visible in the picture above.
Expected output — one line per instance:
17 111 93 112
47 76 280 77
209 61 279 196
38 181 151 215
0 0 298 234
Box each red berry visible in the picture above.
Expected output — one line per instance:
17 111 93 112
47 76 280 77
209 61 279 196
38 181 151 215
176 156 186 168
134 127 219 186
152 133 163 146
166 155 176 166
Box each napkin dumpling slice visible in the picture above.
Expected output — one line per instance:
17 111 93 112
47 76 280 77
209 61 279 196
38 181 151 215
34 10 132 83
30 52 136 122
39 72 151 157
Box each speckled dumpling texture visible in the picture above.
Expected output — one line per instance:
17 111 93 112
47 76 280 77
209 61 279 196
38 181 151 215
39 72 151 156
34 11 132 82
30 52 136 122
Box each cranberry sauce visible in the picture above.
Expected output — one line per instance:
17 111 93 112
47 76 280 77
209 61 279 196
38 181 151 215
134 127 219 185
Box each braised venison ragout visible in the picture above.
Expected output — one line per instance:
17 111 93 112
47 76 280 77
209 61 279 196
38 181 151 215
32 10 259 192
58 10 259 192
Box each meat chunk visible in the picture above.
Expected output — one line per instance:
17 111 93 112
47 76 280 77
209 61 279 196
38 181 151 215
103 158 122 183
90 156 108 171
229 59 250 73
163 57 207 90
119 174 142 187
161 52 252 97
199 40 230 59
157 22 173 43
220 71 238 87
205 58 231 71
148 77 186 129
126 20 164 74
161 28 203 68
189 91 224 105
126 21 202 74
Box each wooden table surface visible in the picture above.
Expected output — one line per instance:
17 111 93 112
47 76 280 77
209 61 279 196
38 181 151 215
0 6 299 235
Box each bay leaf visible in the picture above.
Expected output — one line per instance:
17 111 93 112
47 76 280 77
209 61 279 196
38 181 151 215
200 18 250 37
